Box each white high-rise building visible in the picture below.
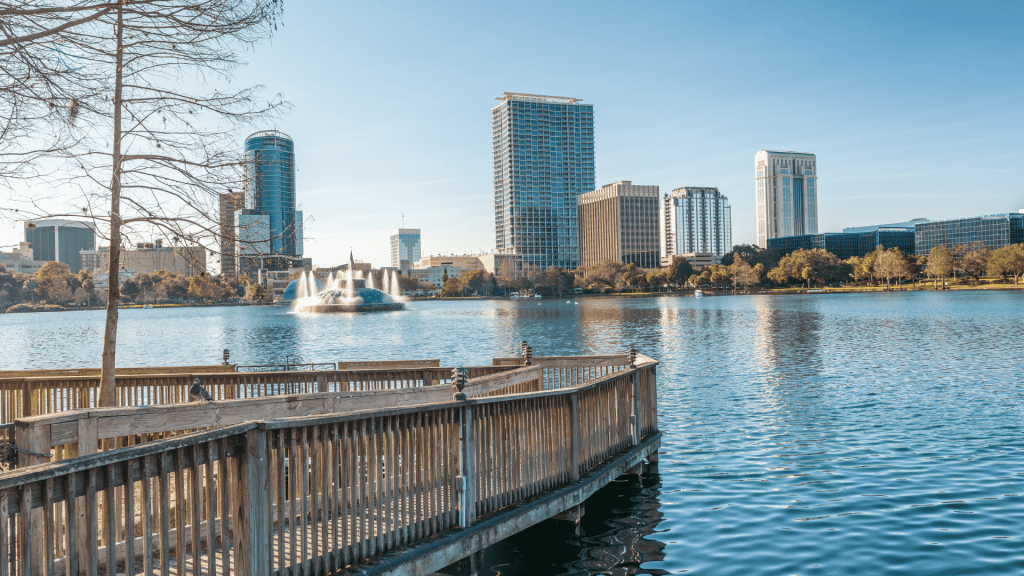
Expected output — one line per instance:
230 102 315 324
492 92 595 272
755 150 818 248
660 187 732 266
390 229 421 269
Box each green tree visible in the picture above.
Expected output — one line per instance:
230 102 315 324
439 277 462 297
666 256 696 286
925 245 954 289
767 248 850 288
35 261 75 303
960 241 991 283
987 244 1024 284
730 257 760 291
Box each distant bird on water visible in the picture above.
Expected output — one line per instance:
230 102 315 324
189 378 213 402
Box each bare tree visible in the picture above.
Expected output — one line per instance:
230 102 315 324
2 0 286 405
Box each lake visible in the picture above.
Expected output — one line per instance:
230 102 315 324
2 291 1023 575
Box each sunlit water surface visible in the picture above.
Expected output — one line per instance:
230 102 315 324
2 291 1023 575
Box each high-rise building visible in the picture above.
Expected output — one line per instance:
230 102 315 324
660 187 732 265
755 150 818 248
244 130 300 257
578 181 660 268
235 209 271 277
914 213 1024 256
492 92 595 272
219 191 244 278
24 219 96 273
390 229 421 269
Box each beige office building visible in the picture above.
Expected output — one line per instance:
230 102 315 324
219 192 245 278
81 241 206 276
755 150 818 248
577 181 661 268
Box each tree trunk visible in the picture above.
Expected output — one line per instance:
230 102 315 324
99 6 124 408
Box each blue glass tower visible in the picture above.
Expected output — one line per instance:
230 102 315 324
492 93 595 271
244 130 299 256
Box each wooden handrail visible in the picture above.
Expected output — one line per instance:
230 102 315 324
0 364 516 424
0 364 234 379
0 356 659 576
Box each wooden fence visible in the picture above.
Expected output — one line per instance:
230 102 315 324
0 355 658 576
0 366 513 426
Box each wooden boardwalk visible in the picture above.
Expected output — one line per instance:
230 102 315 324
0 353 659 576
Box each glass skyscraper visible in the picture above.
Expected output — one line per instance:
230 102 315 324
24 219 96 273
660 187 732 264
244 130 300 257
492 93 595 272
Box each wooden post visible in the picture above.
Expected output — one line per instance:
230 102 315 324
14 421 49 575
460 405 476 528
316 373 327 393
569 392 579 483
21 380 37 418
235 429 270 576
630 370 640 446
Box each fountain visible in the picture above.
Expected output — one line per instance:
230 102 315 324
294 251 404 313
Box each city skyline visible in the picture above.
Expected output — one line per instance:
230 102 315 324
1 1 1022 269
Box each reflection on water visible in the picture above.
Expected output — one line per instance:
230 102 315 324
2 291 1024 574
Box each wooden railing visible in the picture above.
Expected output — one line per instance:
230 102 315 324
0 355 658 575
0 366 514 425
9 366 546 464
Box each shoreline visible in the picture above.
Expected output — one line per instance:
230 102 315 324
5 283 1021 313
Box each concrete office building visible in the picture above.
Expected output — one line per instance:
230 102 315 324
914 213 1024 256
244 130 302 258
661 187 732 266
492 92 595 272
80 240 207 276
578 181 660 268
24 219 96 273
755 150 818 248
391 229 422 269
219 191 245 278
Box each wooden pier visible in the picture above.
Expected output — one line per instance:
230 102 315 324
0 352 660 575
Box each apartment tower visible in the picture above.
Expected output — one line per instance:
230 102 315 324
755 150 818 248
660 187 732 265
578 181 660 268
492 92 595 272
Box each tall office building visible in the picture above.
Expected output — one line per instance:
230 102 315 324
755 150 818 248
24 219 96 273
219 191 244 278
492 92 595 272
390 229 421 269
578 181 660 268
660 187 732 265
244 130 301 257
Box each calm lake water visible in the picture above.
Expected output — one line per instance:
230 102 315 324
2 291 1024 575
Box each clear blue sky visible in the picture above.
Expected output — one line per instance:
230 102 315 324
6 1 1024 268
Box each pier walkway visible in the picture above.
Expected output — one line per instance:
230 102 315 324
0 351 660 575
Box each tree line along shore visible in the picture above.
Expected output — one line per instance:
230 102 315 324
3 241 1022 313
